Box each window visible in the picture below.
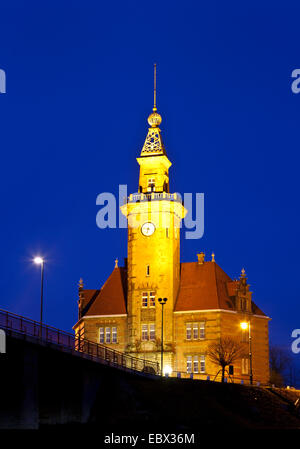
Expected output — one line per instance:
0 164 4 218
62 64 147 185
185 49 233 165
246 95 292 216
186 322 205 340
112 327 117 343
242 358 249 375
187 355 205 374
105 327 111 344
142 291 155 308
199 322 205 339
193 356 199 373
100 327 117 344
149 324 155 341
200 355 205 373
166 228 169 238
193 323 199 340
142 291 148 308
142 324 148 341
99 327 104 344
147 178 155 191
142 324 155 341
149 291 155 307
146 265 150 276
186 323 192 340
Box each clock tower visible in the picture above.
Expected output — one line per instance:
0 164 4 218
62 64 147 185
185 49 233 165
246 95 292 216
74 68 270 384
121 68 186 367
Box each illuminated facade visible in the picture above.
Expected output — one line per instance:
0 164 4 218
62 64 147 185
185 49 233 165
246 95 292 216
73 80 270 383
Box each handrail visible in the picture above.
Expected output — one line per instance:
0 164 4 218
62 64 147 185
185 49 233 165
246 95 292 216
125 192 183 204
0 308 159 375
168 370 265 386
0 308 271 385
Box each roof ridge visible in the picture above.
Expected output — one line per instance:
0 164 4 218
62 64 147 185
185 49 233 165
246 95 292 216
214 262 233 282
213 262 236 310
84 267 127 317
81 289 101 316
98 266 118 292
212 261 222 308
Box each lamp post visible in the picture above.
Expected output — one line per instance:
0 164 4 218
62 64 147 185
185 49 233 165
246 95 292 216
34 257 44 331
158 297 168 376
240 321 253 385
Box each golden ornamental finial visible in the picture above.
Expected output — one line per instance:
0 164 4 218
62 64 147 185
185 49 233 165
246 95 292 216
115 258 118 268
211 252 215 262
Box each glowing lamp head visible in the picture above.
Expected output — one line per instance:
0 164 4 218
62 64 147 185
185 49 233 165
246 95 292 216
240 322 248 330
34 257 44 265
163 365 172 376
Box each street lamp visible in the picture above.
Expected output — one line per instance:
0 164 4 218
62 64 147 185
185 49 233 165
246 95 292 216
158 297 168 376
240 321 253 385
34 257 45 330
163 365 172 377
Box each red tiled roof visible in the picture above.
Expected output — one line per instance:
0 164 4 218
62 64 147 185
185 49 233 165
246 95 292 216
174 261 266 316
227 280 239 297
80 289 100 316
174 261 235 312
83 267 127 316
82 289 99 304
80 262 266 318
251 301 266 316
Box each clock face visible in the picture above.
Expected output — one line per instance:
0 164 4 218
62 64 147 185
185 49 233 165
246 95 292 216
141 222 155 237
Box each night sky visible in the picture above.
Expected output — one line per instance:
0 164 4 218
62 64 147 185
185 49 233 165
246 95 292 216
0 1 299 370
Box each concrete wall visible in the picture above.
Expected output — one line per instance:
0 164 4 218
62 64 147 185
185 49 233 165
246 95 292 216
0 333 298 431
0 334 115 429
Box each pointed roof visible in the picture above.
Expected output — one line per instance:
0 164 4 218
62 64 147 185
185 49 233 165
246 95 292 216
140 64 166 157
83 267 127 316
174 261 266 316
175 262 233 311
140 125 166 156
78 262 266 320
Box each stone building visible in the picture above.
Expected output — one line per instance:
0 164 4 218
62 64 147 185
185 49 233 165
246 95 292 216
73 86 270 384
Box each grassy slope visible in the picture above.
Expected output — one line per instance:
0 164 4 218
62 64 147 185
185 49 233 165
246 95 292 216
89 371 300 431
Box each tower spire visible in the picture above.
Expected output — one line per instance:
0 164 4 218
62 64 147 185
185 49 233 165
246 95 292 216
153 63 157 112
140 64 165 156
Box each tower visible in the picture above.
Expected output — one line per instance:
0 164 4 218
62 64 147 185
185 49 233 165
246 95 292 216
121 65 186 367
74 68 270 384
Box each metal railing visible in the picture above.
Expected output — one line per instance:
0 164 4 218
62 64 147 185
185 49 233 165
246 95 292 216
0 308 159 375
166 370 266 386
0 308 276 387
268 386 300 404
125 192 183 204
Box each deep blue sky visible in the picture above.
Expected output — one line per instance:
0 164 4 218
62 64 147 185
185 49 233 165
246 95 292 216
0 1 299 365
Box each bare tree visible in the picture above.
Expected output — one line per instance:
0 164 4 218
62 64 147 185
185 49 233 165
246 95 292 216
207 337 247 382
269 345 292 387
